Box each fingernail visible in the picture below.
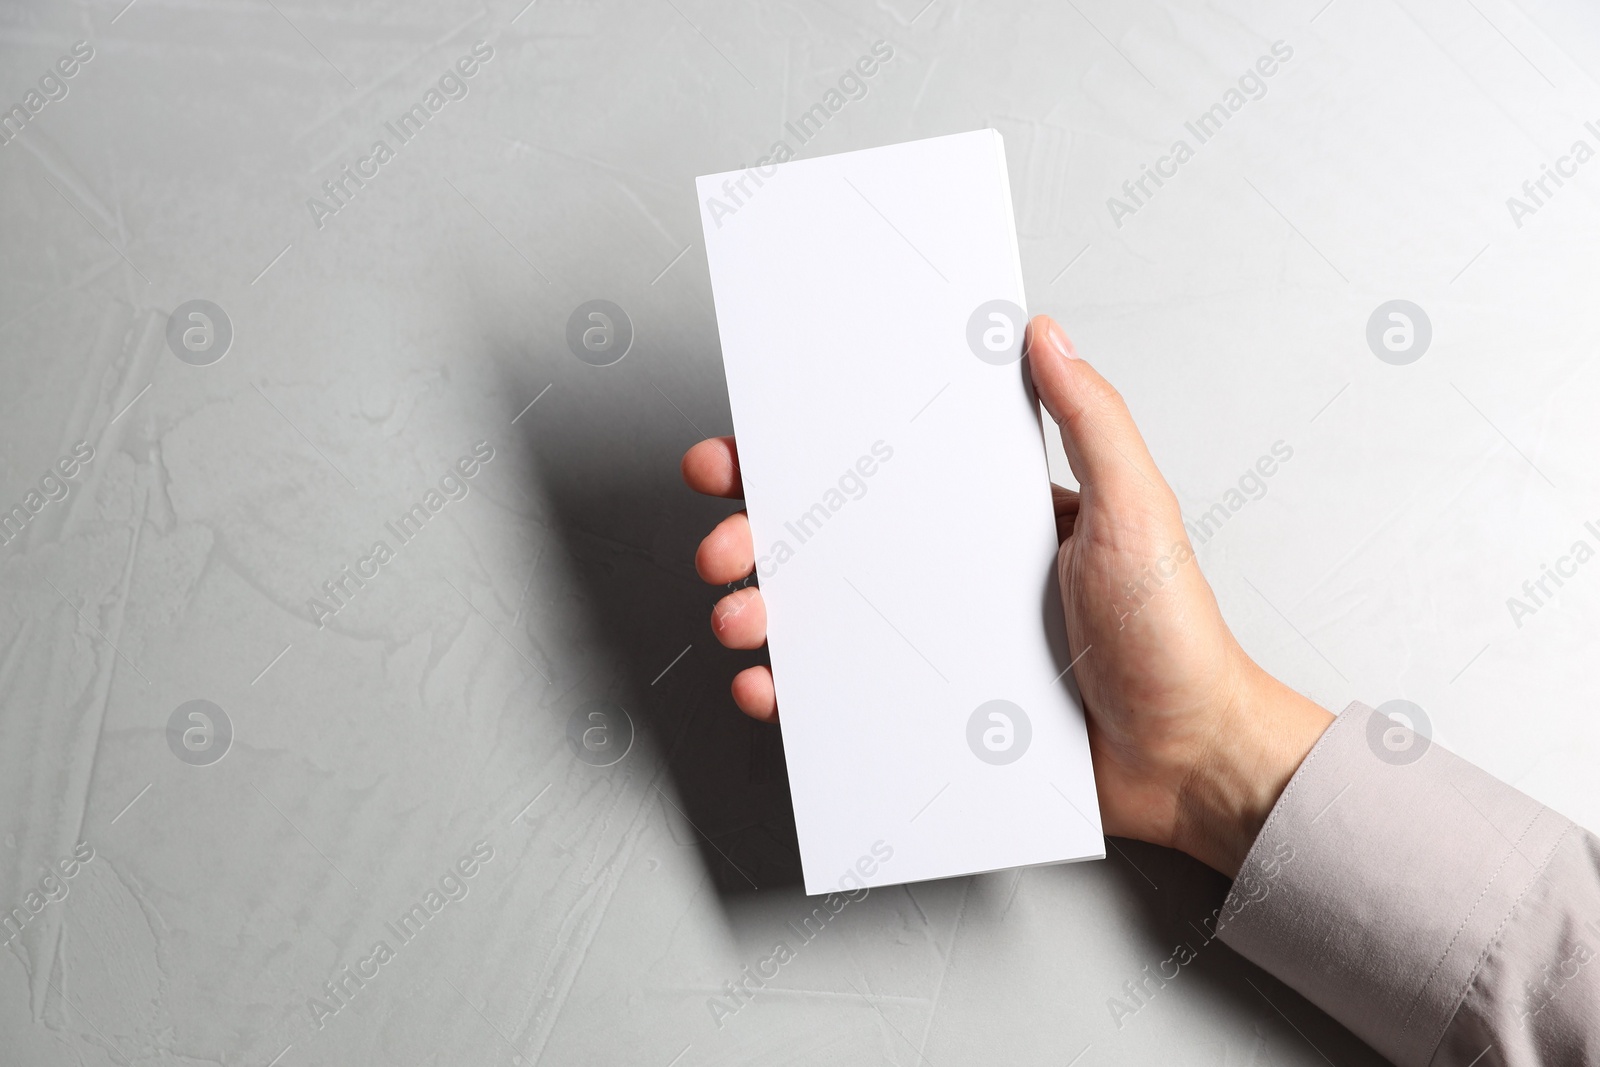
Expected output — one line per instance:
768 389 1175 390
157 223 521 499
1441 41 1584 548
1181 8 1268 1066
1046 318 1079 360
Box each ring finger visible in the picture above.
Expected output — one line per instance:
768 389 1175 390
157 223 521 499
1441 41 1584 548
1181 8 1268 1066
711 586 767 649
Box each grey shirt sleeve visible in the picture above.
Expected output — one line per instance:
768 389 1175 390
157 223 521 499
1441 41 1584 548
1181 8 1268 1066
1215 701 1600 1067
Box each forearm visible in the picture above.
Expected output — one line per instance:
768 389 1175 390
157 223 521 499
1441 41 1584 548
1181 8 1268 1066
1212 701 1600 1066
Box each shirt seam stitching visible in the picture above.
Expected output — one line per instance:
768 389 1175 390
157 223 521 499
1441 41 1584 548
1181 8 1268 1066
1416 817 1574 1063
1398 805 1544 1033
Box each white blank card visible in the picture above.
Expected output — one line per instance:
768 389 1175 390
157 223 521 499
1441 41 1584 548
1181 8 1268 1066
696 130 1104 895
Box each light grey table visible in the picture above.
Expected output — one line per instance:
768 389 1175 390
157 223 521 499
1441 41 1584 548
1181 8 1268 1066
4 1 1598 1063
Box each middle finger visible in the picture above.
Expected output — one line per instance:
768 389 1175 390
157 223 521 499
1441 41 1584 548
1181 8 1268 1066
695 511 756 584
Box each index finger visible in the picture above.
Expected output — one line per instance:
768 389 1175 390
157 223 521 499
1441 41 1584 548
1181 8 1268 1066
681 436 744 499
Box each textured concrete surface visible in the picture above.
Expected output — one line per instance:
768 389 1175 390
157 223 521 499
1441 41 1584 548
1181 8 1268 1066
2 1 1598 1064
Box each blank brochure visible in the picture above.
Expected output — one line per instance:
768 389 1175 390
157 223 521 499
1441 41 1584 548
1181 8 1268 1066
696 129 1104 895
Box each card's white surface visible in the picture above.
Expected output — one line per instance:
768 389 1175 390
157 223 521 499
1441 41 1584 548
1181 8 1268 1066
697 130 1104 895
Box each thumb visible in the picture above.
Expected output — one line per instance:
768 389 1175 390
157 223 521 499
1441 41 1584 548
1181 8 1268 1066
1025 314 1166 501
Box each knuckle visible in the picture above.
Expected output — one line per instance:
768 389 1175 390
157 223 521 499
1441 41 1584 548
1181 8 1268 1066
1083 376 1125 414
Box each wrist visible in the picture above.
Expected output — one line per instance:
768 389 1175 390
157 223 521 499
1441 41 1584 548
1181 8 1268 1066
1172 661 1333 877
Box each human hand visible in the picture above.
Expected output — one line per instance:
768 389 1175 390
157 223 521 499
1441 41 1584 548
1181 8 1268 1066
680 314 1332 876
1021 315 1331 876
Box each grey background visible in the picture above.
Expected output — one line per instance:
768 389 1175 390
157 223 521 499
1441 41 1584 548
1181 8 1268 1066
3 0 1598 1063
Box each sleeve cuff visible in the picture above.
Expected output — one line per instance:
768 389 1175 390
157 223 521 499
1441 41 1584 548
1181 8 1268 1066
1215 700 1573 1067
